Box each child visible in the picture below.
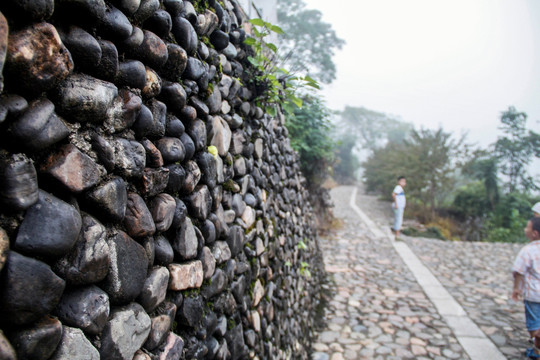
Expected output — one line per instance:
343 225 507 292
392 176 406 238
512 217 540 358
533 202 540 217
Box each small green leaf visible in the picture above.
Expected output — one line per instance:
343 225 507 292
249 18 266 26
243 37 256 45
267 43 278 53
291 96 303 108
270 24 284 34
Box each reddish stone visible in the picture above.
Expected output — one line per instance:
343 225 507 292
6 22 73 95
0 228 7 272
41 144 101 193
135 30 168 69
168 261 204 291
124 193 156 238
141 139 164 168
141 167 169 197
142 66 162 98
0 12 8 92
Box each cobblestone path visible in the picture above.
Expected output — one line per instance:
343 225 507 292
312 185 528 360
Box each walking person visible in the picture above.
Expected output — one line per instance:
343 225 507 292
512 217 540 358
392 176 406 238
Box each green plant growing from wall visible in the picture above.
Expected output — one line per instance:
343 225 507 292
243 18 319 116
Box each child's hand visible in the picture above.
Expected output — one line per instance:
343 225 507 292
512 289 521 301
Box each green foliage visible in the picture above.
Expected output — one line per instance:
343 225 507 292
333 133 361 183
244 18 319 117
299 262 311 278
363 127 468 219
402 226 446 240
495 106 540 193
452 182 490 218
486 207 527 243
285 95 335 187
277 0 345 84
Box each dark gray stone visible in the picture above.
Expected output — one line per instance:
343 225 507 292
54 74 118 123
159 81 187 114
114 0 141 15
156 137 185 164
172 16 197 56
133 30 168 69
107 89 141 132
182 161 201 194
184 185 212 220
102 231 149 304
184 57 206 81
225 324 246 360
54 214 110 285
210 30 229 51
199 246 216 280
121 26 144 51
154 235 174 266
179 295 203 327
196 152 217 189
49 326 100 360
181 132 196 161
1 0 54 21
231 275 246 303
202 268 227 299
98 5 133 41
161 43 188 80
201 219 216 244
149 193 176 232
189 97 209 118
7 98 69 151
138 266 169 313
9 316 62 360
84 176 127 222
54 285 110 335
231 194 246 217
144 9 173 39
187 119 207 152
112 138 146 178
166 114 185 137
133 0 159 23
163 0 184 15
59 26 102 71
0 153 38 211
94 40 119 81
124 192 156 238
133 100 167 139
165 164 186 194
99 303 151 360
173 217 198 260
116 60 146 89
15 190 81 258
0 252 65 325
227 225 244 257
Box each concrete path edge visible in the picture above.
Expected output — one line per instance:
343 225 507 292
349 187 507 360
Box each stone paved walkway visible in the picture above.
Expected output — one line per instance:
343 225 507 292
312 185 528 360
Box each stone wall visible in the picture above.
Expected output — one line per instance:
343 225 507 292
0 0 324 359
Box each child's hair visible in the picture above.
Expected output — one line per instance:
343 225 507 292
531 217 540 234
397 176 406 181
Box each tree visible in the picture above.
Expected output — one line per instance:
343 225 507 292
362 127 467 220
462 152 499 209
339 106 414 153
333 133 361 183
285 94 335 187
277 0 345 84
495 106 540 193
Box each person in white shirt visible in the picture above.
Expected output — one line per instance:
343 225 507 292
392 176 406 238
